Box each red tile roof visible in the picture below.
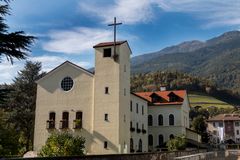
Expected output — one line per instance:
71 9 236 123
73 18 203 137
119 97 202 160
208 114 240 122
93 41 127 48
135 90 187 105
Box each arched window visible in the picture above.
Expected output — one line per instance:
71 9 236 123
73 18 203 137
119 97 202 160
169 114 174 126
138 139 142 152
148 115 153 126
148 134 153 146
159 135 164 146
158 114 163 126
170 134 174 140
61 111 69 129
47 112 55 129
130 138 134 152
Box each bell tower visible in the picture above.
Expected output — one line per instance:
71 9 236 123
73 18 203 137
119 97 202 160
92 40 131 154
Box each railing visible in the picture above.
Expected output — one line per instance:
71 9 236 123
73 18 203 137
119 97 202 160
130 127 135 132
60 120 69 129
136 128 141 133
142 129 147 134
73 119 82 129
46 120 55 129
227 144 240 149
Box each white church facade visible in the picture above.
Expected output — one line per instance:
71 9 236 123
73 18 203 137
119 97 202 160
34 41 199 155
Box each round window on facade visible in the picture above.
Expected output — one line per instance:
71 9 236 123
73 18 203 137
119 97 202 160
61 77 74 91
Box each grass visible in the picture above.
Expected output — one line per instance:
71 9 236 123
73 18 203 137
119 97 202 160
188 92 234 109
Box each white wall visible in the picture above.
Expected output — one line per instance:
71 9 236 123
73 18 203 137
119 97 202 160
130 94 148 152
148 104 187 150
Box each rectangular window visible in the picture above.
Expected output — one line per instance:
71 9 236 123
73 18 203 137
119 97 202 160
105 87 109 94
237 130 239 135
104 141 108 148
103 48 111 57
61 112 69 129
74 111 83 129
137 104 139 113
105 114 108 121
213 122 216 127
124 88 126 96
47 112 56 129
219 122 223 127
236 122 240 127
130 101 132 112
142 105 144 115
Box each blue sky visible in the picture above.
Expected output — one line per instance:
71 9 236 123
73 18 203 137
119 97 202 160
1 0 240 83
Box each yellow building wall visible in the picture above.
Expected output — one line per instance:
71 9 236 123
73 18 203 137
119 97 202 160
92 42 131 154
34 62 94 153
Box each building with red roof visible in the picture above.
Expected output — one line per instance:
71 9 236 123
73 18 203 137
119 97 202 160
133 88 201 151
207 114 240 144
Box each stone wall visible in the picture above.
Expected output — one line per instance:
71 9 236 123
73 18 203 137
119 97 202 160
6 150 207 160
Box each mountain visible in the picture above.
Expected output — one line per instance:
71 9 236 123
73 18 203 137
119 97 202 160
131 30 240 93
131 40 205 67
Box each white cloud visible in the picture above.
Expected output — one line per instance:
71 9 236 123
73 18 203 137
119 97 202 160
0 55 91 84
154 0 240 28
79 0 240 28
42 26 138 55
42 27 112 54
0 59 24 84
30 55 91 72
79 0 154 24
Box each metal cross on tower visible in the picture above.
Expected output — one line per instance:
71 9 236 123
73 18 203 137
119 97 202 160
108 17 122 60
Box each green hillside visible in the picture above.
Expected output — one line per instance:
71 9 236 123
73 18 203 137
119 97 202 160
188 92 234 108
131 31 240 94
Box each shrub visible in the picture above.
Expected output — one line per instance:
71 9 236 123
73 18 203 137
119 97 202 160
166 135 186 151
40 132 85 157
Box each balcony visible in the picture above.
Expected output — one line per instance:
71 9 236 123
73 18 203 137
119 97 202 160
60 120 69 129
130 127 135 132
73 119 82 129
142 129 147 134
137 128 141 133
46 120 55 129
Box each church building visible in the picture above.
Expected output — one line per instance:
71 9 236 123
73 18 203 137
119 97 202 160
34 41 148 154
34 40 200 154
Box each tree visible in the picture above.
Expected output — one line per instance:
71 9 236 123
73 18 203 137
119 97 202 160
40 132 85 157
4 61 44 153
0 0 35 63
191 115 209 143
166 135 186 151
0 109 20 155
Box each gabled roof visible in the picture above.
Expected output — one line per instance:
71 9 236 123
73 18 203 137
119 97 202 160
208 114 240 122
35 61 94 83
131 92 149 102
134 90 187 105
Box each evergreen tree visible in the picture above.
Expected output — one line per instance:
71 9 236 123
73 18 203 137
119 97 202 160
5 61 44 152
0 109 20 156
0 0 35 63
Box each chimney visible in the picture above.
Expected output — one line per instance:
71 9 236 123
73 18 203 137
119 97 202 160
160 86 166 91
